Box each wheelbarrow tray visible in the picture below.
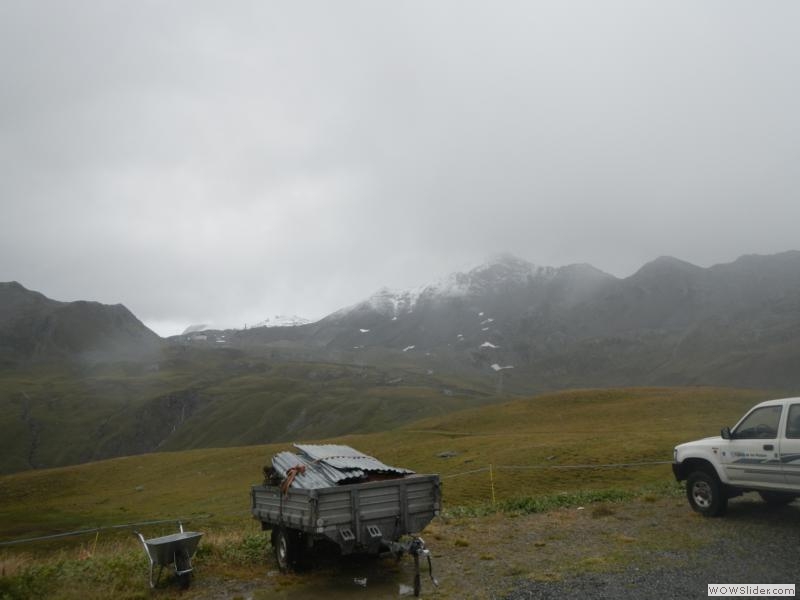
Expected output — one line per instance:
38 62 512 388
135 526 203 588
141 531 203 568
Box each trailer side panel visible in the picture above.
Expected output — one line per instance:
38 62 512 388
251 474 440 554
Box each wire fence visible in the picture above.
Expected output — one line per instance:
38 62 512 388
0 460 672 548
440 460 671 479
440 459 673 508
0 510 252 548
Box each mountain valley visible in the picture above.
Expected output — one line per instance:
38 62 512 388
1 251 798 473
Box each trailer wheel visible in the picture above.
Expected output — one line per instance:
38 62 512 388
272 527 302 573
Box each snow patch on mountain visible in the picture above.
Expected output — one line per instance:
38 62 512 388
366 287 423 317
252 315 312 328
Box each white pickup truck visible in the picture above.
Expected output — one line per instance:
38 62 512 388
673 397 800 516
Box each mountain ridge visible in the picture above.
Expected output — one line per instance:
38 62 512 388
258 250 800 390
0 281 162 366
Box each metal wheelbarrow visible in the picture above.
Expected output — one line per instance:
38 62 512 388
134 522 203 589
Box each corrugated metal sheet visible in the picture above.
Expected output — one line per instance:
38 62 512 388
294 444 415 475
270 444 414 490
271 451 365 489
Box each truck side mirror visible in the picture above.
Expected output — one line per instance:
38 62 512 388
721 426 732 440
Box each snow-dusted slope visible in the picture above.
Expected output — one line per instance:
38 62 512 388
356 254 560 319
314 254 616 363
252 315 313 328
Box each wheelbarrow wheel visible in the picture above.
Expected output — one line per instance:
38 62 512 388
177 571 191 590
175 550 192 590
272 527 301 573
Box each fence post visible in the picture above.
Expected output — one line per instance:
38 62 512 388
489 464 496 506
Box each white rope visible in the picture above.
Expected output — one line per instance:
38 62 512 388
441 467 491 479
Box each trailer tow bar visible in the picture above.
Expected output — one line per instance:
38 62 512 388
385 536 438 596
409 536 438 597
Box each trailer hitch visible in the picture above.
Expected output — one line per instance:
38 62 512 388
384 535 438 596
408 536 438 597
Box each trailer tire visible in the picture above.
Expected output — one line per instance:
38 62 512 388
272 527 302 573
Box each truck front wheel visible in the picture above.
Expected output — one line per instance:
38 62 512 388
687 470 728 517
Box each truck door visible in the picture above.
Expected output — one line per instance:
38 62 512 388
720 404 784 486
780 402 800 488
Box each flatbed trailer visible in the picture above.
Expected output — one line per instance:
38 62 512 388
251 472 441 595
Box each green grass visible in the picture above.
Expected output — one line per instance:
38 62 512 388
0 521 269 600
347 386 771 506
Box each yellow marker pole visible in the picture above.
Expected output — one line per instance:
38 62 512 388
489 464 496 506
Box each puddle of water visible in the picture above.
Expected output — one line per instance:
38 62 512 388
253 553 432 599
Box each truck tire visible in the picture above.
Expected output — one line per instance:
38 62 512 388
758 491 796 506
686 470 728 517
272 527 302 573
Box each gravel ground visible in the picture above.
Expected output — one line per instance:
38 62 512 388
190 492 800 599
504 554 799 600
504 495 800 600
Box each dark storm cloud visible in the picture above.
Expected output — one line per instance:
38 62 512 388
1 1 799 335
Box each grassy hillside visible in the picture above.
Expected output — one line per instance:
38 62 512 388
0 347 497 474
0 386 771 542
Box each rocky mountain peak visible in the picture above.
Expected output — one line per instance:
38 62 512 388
358 254 555 319
460 254 556 289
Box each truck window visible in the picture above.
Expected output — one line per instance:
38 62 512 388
733 405 782 439
786 405 800 439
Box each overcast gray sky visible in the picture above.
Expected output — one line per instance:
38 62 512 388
2 1 799 336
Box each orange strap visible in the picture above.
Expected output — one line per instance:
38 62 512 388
280 465 307 495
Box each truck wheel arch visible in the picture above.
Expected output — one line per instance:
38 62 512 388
676 457 719 482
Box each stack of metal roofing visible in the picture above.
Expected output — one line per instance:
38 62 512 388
270 444 415 490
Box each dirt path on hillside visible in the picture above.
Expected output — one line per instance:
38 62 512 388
189 493 800 600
